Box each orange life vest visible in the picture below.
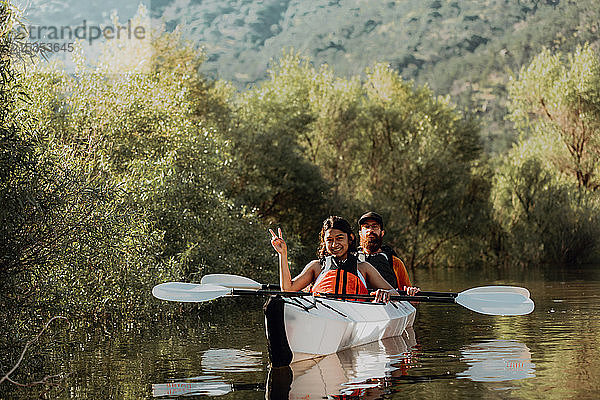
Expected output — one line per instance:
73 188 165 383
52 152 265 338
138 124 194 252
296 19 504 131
311 254 369 296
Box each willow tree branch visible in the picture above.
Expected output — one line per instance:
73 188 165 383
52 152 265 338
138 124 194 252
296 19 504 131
0 316 69 385
4 372 69 387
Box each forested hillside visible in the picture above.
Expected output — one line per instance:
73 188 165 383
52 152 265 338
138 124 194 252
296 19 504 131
154 0 600 152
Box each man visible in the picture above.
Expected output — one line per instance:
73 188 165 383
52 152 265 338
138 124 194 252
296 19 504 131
357 211 419 295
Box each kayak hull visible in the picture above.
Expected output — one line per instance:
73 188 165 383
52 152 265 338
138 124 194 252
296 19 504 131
264 295 416 365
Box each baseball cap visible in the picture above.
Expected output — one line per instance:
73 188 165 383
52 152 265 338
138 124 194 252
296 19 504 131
358 211 384 229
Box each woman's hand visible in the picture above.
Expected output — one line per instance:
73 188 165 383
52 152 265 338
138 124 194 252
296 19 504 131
403 286 420 296
370 289 391 303
269 227 287 255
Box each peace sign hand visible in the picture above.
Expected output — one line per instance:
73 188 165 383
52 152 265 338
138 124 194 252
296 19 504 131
269 227 287 255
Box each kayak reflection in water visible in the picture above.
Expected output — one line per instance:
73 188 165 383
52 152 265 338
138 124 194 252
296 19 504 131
270 216 417 303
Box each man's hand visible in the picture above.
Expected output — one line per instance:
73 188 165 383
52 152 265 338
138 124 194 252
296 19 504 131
403 286 420 296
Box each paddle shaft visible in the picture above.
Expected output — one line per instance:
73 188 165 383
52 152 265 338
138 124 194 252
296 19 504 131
243 283 457 298
200 274 461 298
230 289 455 303
323 292 455 303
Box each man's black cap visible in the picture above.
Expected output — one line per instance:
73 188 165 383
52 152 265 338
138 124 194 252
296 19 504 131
358 211 384 229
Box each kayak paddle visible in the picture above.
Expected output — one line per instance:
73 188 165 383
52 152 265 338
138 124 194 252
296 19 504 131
200 273 531 299
152 281 534 316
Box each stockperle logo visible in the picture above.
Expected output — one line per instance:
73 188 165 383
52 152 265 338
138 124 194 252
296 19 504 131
7 0 151 62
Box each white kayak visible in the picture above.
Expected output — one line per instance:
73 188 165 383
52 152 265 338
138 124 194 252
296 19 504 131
264 295 416 365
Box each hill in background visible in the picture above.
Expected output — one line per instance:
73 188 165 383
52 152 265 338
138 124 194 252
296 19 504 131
154 0 600 152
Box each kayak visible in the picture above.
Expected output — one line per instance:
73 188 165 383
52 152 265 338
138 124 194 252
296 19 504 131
152 275 534 367
264 295 416 365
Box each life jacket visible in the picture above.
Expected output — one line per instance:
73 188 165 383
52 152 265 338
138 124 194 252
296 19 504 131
358 245 399 289
311 253 369 296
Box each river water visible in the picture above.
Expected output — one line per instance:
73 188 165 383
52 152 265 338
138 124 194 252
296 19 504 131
3 265 600 399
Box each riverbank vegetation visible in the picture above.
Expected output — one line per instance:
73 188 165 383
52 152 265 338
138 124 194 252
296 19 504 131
1 1 600 396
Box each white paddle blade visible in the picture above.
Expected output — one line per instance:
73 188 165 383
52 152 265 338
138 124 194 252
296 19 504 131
461 286 530 299
152 282 232 303
201 274 263 290
456 289 535 316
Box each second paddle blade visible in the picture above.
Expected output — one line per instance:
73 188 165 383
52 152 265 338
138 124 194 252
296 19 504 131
456 290 535 316
201 274 263 290
152 282 232 302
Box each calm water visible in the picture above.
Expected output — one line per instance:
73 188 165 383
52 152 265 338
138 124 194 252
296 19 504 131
4 265 600 399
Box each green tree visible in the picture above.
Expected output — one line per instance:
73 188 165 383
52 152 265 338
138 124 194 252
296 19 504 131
227 52 333 261
1 2 152 395
493 44 600 265
492 143 600 265
1 8 280 395
352 64 488 268
299 61 490 268
232 54 492 268
1 3 143 315
508 44 600 190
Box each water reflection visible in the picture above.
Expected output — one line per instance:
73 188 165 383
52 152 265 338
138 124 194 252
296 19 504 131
153 335 536 398
152 348 264 397
269 337 536 398
153 332 417 398
201 348 263 372
457 339 535 382
285 331 414 398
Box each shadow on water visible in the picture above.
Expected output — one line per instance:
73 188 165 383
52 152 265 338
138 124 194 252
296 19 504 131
152 329 536 399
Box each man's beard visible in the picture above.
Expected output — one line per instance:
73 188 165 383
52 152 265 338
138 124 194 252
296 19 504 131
361 233 383 253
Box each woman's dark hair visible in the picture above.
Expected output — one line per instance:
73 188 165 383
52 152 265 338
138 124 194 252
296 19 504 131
317 216 357 258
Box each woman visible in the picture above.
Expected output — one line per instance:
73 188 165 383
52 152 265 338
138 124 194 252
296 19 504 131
270 216 400 303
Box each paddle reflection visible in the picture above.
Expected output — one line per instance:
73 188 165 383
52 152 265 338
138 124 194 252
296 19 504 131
152 348 264 397
152 376 263 397
457 339 535 382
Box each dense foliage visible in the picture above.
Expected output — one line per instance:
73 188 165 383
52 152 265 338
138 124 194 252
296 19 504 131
1 6 274 394
1 1 599 316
